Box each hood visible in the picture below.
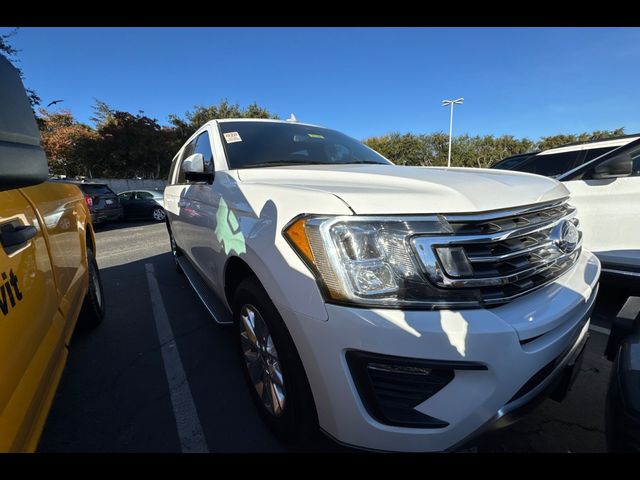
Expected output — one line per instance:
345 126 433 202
236 164 569 214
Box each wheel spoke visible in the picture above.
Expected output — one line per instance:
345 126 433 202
254 314 269 346
269 377 285 415
241 310 258 347
270 363 284 388
242 346 261 364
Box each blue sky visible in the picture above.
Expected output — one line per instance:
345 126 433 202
4 27 640 140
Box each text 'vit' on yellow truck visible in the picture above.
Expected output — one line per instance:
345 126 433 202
0 55 105 452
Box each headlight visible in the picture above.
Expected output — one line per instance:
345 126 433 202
283 215 483 309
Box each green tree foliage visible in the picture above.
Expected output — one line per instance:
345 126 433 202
38 94 628 178
91 110 179 179
364 132 536 168
90 99 115 128
537 128 626 151
169 99 278 144
364 129 625 168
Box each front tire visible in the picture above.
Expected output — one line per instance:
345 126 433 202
78 247 105 328
233 277 317 444
152 207 166 222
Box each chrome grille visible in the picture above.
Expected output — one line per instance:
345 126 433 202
411 199 582 305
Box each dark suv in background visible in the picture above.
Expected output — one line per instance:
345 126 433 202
52 180 123 224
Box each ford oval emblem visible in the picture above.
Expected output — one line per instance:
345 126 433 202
551 220 579 254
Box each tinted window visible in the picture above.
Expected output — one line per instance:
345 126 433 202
219 121 392 170
194 131 214 173
81 184 115 195
491 154 534 170
513 151 581 177
136 191 154 200
583 146 616 163
118 192 133 200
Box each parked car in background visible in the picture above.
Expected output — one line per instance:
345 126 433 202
491 134 640 178
118 190 166 221
50 181 123 225
164 118 600 452
0 55 105 452
492 135 640 285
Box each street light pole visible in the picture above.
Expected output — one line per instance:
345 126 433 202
441 98 464 168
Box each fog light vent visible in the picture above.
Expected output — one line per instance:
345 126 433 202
346 350 487 428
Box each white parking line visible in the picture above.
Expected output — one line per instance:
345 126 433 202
589 324 611 335
145 263 209 453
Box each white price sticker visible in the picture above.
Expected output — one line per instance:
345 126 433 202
223 131 242 143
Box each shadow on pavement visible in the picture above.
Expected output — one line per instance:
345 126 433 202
93 219 162 232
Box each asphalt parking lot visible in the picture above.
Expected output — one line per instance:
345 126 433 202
37 220 631 453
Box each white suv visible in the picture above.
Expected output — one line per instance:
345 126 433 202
492 135 640 284
164 119 600 452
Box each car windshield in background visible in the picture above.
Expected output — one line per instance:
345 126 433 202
80 184 114 195
218 121 392 169
507 151 580 177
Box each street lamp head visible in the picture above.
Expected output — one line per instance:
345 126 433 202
442 98 463 107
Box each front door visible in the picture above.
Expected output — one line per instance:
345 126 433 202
0 189 64 451
564 149 640 271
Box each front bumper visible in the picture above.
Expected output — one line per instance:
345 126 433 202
276 250 600 452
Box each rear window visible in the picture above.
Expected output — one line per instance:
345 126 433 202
80 184 115 195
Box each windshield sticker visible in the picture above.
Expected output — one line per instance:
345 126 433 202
223 132 242 143
308 133 325 139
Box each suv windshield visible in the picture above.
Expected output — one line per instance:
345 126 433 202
218 121 392 169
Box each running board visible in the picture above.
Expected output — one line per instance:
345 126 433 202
177 256 234 325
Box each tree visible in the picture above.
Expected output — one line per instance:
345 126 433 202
537 128 626 151
1 28 40 108
93 110 175 179
169 99 278 144
90 99 115 128
364 129 626 168
38 109 99 176
364 132 535 168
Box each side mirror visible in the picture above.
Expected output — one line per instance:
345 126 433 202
182 153 214 184
0 56 49 192
591 154 632 179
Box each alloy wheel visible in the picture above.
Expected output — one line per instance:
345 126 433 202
240 304 286 417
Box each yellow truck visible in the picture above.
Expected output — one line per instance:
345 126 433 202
0 55 105 452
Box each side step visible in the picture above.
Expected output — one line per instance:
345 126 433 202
177 256 234 325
